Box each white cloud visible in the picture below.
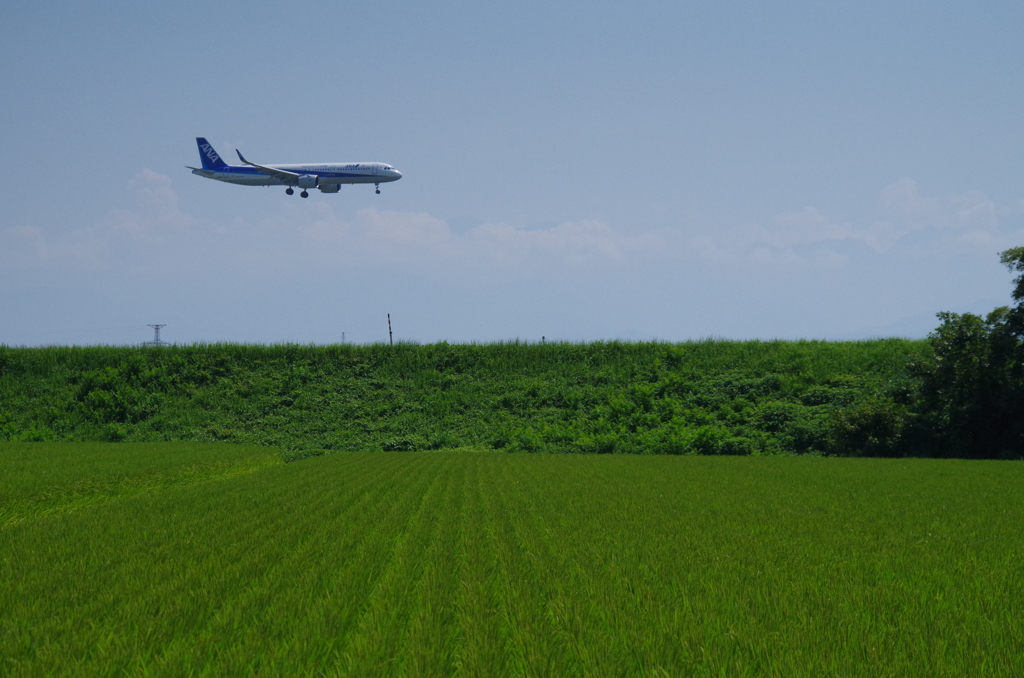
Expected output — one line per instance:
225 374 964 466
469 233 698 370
362 209 452 250
295 206 661 272
767 206 852 248
881 177 997 231
875 178 1021 259
690 207 867 270
6 172 1019 288
105 169 197 240
686 178 1019 268
463 219 627 267
2 172 662 282
0 170 200 273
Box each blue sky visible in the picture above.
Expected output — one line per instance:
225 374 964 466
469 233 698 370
1 0 1022 345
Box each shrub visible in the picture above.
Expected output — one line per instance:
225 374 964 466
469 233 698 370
828 399 908 457
381 436 426 452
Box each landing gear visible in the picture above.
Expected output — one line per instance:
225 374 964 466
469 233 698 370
300 190 309 198
285 187 294 196
375 183 381 194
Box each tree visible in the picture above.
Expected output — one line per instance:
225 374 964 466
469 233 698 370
999 246 1024 336
910 248 1024 458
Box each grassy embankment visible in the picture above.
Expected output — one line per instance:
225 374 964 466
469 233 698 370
0 340 926 458
2 442 1021 677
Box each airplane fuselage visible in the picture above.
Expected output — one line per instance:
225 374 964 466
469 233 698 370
188 137 402 196
191 162 402 187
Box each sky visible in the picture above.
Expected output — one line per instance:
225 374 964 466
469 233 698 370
1 0 1022 346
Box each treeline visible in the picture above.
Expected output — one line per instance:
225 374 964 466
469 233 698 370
1 249 1021 460
901 247 1024 459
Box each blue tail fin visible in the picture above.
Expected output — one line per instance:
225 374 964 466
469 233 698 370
195 137 227 170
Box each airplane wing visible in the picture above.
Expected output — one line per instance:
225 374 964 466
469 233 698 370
236 149 301 182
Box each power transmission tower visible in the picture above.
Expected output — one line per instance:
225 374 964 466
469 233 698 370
144 324 167 346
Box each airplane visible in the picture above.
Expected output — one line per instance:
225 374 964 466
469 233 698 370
187 137 402 197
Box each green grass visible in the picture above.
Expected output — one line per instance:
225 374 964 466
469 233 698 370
2 446 1021 676
0 442 281 528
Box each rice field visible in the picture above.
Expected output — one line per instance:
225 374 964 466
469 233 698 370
0 442 280 529
2 444 1022 676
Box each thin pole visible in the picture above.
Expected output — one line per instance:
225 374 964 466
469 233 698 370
388 314 393 346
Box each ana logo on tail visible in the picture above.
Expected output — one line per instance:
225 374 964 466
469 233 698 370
200 143 220 164
193 138 227 170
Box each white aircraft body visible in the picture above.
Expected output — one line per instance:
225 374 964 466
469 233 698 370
188 137 402 197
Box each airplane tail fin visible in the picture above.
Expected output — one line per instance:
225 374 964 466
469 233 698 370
195 137 228 170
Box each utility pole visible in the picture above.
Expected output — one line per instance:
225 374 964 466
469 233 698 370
145 324 167 346
387 314 393 346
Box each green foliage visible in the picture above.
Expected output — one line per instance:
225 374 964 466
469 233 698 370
904 308 1024 458
3 450 1024 676
1000 245 1024 306
0 339 928 456
381 435 427 451
896 247 1024 459
821 246 1024 460
828 397 910 457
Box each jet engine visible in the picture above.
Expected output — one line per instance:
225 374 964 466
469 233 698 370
319 184 340 193
297 174 319 189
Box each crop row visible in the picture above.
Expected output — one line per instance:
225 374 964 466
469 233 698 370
0 442 280 529
3 450 1022 676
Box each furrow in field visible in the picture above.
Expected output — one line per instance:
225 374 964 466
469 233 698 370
338 453 458 676
393 454 466 678
0 453 433 676
477 455 583 677
490 457 614 674
296 453 464 675
451 454 511 677
502 457 662 676
5 469 320 674
4 452 1024 677
146 452 445 676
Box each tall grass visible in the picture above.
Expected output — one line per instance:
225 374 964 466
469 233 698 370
0 339 923 379
0 340 928 456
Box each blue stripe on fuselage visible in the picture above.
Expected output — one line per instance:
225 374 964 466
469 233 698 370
212 165 374 180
